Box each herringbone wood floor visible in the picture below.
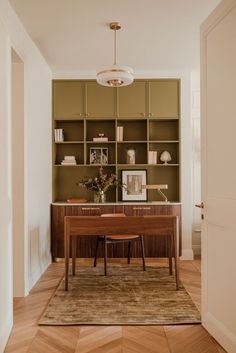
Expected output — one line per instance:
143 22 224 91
4 259 227 353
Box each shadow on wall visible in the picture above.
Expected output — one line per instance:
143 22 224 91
29 226 51 287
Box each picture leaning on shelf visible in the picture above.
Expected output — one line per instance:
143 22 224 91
90 147 108 165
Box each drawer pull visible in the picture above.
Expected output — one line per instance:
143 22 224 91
81 207 100 211
132 207 151 210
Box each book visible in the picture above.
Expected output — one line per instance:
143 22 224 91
117 126 123 141
148 151 157 164
54 128 64 142
64 156 76 161
92 137 108 142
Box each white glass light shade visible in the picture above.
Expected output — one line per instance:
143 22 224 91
96 65 134 87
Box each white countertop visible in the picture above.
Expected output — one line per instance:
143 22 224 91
52 202 181 206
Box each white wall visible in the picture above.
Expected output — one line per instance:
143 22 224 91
191 70 201 256
0 1 52 351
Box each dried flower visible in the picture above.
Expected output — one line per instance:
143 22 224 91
78 167 117 193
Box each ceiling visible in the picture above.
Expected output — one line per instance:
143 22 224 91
9 0 221 77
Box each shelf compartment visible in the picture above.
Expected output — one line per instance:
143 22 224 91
145 166 179 202
55 143 84 165
117 120 147 141
54 121 84 141
149 120 179 141
86 143 116 165
117 143 147 165
86 120 115 141
149 142 179 164
53 165 116 202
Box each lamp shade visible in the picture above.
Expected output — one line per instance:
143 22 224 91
96 65 134 87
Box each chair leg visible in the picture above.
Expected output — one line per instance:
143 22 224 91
128 241 131 264
168 234 173 275
140 235 146 271
104 236 107 276
72 237 77 276
94 236 99 267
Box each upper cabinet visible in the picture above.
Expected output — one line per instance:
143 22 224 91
53 81 84 120
148 80 179 119
86 82 116 118
117 81 146 118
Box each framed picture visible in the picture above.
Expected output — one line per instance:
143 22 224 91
90 147 108 165
121 169 147 201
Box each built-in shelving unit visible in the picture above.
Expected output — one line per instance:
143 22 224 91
52 79 180 203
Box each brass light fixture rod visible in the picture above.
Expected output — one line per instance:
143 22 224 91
109 22 121 66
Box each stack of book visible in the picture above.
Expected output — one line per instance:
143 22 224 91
61 156 77 165
93 136 108 142
54 129 64 142
148 151 157 164
116 126 124 141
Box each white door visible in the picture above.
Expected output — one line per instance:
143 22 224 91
201 1 236 352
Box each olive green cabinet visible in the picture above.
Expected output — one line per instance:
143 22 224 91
86 82 116 118
148 80 179 118
53 81 84 120
117 81 146 118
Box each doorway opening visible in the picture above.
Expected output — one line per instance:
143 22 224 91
11 48 26 297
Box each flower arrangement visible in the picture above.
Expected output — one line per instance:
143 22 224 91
78 167 117 194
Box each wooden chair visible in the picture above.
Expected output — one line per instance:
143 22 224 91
94 213 146 275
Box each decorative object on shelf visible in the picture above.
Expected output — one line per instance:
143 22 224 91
78 167 117 203
96 22 134 87
121 169 147 201
116 126 124 141
143 184 168 202
126 148 135 164
93 133 108 142
61 155 77 165
148 151 157 164
54 128 64 142
160 150 172 164
94 190 106 203
90 147 108 165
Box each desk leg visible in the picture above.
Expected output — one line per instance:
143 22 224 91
64 219 70 291
72 237 77 276
174 217 179 290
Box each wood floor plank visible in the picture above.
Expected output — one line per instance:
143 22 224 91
164 325 219 353
75 326 122 353
122 326 170 353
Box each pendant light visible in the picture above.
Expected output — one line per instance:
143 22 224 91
96 22 134 87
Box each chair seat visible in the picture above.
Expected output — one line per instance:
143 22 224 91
99 234 140 241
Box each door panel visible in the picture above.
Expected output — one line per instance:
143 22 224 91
201 1 236 351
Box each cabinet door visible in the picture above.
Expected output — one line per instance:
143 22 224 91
53 81 84 120
149 80 179 119
118 81 146 118
86 82 116 118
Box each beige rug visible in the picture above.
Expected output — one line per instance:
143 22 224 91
39 265 201 325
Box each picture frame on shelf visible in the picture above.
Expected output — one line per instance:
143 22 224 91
121 169 147 201
90 147 108 165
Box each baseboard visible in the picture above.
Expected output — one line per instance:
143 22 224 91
203 312 236 353
192 244 201 256
180 249 194 260
0 316 13 353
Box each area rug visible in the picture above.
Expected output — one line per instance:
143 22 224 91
38 265 201 325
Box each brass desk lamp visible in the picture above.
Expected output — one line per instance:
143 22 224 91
142 184 168 202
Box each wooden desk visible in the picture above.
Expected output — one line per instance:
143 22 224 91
64 215 179 291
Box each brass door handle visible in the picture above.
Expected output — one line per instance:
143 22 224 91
195 202 204 209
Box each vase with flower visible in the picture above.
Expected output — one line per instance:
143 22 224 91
78 167 117 203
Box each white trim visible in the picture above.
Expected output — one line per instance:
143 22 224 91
203 312 236 353
192 244 201 256
0 316 12 353
180 249 194 260
29 258 51 290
